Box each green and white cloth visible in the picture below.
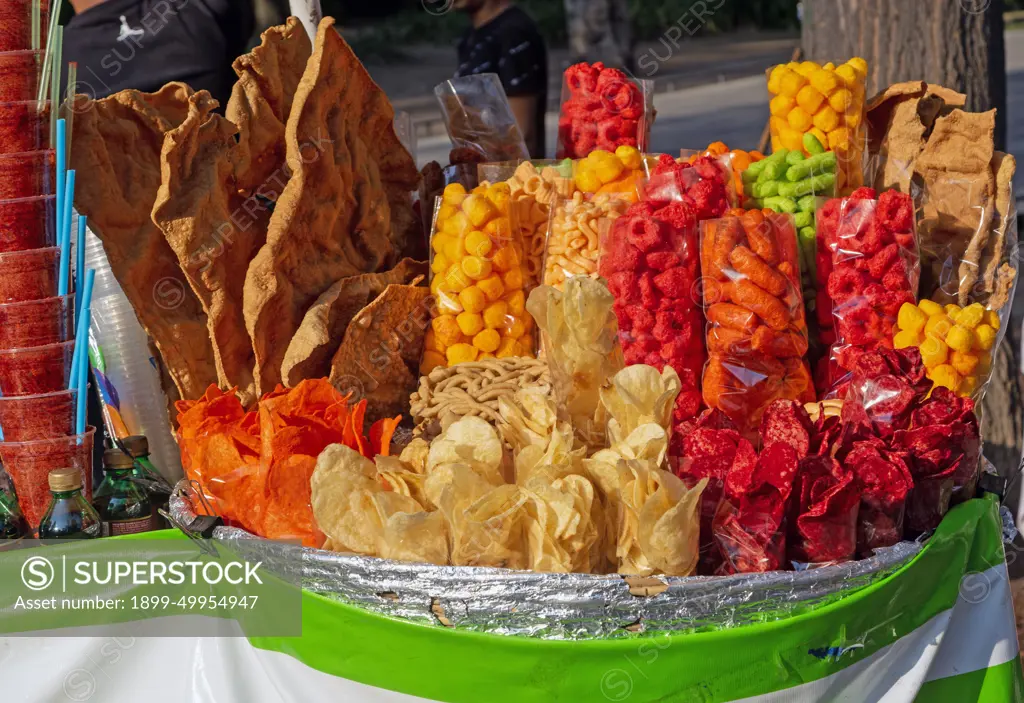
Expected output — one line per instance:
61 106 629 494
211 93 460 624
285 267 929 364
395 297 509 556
2 497 1020 702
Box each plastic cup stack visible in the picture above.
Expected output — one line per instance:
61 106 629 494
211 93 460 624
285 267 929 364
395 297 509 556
0 8 102 531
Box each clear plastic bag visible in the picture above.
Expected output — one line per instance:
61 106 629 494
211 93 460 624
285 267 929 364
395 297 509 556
434 74 530 163
497 161 577 288
556 62 653 159
766 58 867 194
699 211 814 435
544 191 627 291
816 189 919 394
901 155 1019 403
572 146 647 201
787 455 859 564
424 182 534 371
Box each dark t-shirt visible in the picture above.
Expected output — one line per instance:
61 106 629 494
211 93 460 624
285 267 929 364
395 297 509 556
63 0 253 109
457 6 548 158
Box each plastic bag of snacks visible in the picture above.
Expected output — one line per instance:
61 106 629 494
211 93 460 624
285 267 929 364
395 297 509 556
681 142 765 200
489 160 577 289
699 210 814 434
712 442 799 574
424 183 534 371
895 161 1018 402
434 74 530 162
767 58 866 193
787 454 859 564
573 146 646 202
845 441 913 556
544 191 628 291
557 62 653 159
817 188 918 394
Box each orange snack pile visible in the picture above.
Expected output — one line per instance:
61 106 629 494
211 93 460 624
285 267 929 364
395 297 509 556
176 379 398 547
699 209 814 432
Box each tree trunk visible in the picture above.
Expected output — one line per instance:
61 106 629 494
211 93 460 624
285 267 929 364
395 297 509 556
801 0 1007 150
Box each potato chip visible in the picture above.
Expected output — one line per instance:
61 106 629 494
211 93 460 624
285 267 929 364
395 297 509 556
638 475 707 576
380 511 449 565
426 416 505 480
398 438 430 474
449 484 528 569
600 365 681 446
527 277 623 448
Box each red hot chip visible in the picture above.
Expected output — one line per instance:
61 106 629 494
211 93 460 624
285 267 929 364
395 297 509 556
760 399 813 457
789 457 859 564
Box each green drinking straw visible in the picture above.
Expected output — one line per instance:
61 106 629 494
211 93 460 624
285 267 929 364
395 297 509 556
47 26 62 146
62 62 77 165
37 3 62 104
31 0 41 51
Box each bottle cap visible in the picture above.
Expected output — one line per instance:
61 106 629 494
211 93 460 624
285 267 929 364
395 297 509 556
48 468 81 492
103 448 135 470
122 435 149 457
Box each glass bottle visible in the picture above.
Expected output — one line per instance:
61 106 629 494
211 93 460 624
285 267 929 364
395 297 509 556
121 435 170 529
0 472 28 539
38 468 102 539
92 448 154 537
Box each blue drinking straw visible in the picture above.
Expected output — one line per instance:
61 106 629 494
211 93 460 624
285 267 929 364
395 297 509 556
74 270 95 435
75 215 87 319
55 119 66 236
57 170 75 297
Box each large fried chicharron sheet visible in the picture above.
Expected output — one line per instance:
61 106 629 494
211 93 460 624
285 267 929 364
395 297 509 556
70 83 219 400
243 17 419 396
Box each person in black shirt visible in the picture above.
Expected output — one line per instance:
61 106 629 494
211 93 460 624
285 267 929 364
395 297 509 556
63 0 254 109
453 0 548 158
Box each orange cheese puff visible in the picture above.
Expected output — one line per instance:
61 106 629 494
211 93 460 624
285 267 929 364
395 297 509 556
730 279 790 331
751 327 808 358
708 326 754 355
744 218 779 266
707 302 759 332
729 246 788 296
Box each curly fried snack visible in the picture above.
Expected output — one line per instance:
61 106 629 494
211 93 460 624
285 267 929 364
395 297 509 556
544 191 627 290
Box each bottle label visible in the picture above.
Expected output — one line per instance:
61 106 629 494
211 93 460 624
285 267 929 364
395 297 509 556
108 516 155 536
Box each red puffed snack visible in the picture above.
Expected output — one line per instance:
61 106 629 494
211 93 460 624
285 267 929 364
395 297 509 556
845 441 913 555
713 442 798 574
557 62 651 158
788 455 860 564
817 189 918 393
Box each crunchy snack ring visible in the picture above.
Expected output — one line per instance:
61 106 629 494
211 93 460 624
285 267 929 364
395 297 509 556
545 191 627 290
409 357 551 439
426 181 535 370
507 162 575 287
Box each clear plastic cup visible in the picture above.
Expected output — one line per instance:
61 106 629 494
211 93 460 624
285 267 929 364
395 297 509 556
0 339 74 395
0 149 54 199
0 294 73 350
0 246 58 302
0 101 49 156
0 50 41 102
0 388 76 441
0 194 55 252
0 427 95 529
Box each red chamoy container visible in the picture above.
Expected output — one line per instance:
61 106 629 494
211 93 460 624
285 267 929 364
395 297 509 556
0 246 59 302
0 294 74 350
0 101 50 155
0 194 56 252
0 340 74 396
0 150 55 199
0 388 76 441
0 50 42 102
0 427 96 529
